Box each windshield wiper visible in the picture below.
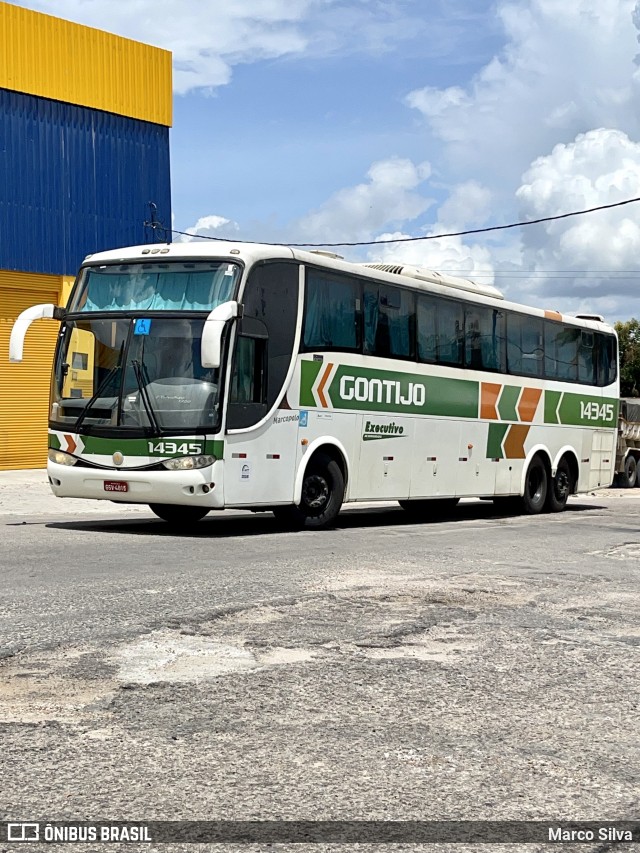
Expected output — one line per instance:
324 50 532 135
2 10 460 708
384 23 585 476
131 359 161 434
74 342 125 433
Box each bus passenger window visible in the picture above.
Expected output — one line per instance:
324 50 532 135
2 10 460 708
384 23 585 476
507 314 543 377
230 336 266 404
464 306 505 371
578 331 596 384
596 333 617 387
437 300 463 366
545 324 579 381
417 296 437 363
364 285 414 359
304 272 360 351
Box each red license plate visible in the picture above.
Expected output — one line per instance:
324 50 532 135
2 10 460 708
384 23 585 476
104 481 129 493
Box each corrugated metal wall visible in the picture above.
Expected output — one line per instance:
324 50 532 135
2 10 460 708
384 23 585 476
0 269 61 470
0 3 173 468
0 88 172 276
0 1 172 126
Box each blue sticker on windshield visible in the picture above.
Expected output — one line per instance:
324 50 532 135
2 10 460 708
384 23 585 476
134 319 151 335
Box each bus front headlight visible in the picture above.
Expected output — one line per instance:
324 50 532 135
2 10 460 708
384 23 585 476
162 455 216 471
48 449 77 466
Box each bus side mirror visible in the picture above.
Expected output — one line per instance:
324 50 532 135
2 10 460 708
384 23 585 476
9 304 66 363
201 301 242 368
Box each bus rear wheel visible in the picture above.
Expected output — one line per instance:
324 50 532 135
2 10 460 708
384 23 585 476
149 504 210 524
545 457 573 513
273 453 344 530
520 456 548 514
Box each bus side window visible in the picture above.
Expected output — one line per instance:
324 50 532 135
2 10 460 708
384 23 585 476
364 284 414 359
596 332 617 387
304 272 360 351
417 295 437 363
437 300 464 366
578 330 596 385
230 335 266 405
464 305 505 372
545 323 579 381
227 316 269 430
507 314 543 377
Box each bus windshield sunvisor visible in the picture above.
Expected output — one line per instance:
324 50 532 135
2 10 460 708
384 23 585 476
69 261 241 312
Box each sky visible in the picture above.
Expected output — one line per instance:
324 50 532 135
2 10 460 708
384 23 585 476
10 0 640 321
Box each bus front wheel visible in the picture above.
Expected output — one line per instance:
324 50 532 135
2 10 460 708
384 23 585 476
273 453 345 530
520 456 548 515
149 503 210 524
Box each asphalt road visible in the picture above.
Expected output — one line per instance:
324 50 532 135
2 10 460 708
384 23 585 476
1 487 640 852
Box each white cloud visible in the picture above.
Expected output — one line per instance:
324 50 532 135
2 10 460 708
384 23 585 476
14 0 433 94
20 0 313 93
175 214 240 242
406 0 640 194
396 0 640 318
503 127 640 313
294 157 434 243
366 232 496 286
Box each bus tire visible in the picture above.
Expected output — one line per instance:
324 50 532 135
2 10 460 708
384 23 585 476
520 456 548 515
399 498 459 518
545 457 572 513
148 504 210 524
621 454 637 488
274 453 345 530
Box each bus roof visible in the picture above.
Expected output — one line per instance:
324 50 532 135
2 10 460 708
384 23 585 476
81 241 616 334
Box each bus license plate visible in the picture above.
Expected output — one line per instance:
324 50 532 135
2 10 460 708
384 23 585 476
104 481 128 493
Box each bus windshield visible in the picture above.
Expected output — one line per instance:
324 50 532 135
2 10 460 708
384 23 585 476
69 261 241 312
51 317 221 433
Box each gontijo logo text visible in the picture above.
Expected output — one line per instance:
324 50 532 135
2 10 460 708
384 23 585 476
299 361 478 419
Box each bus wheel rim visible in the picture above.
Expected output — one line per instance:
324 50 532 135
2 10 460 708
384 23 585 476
302 474 330 511
555 470 569 500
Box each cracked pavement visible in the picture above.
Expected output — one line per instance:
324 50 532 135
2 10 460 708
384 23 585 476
1 478 640 852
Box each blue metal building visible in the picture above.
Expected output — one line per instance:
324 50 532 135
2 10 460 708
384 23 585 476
0 2 173 468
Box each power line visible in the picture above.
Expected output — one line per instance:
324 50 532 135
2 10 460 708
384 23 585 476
162 195 640 248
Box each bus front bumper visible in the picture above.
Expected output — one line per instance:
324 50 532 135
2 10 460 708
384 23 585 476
47 460 225 509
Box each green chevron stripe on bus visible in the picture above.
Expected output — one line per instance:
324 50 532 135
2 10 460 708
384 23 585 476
486 423 510 458
48 433 224 459
300 360 478 418
544 391 618 428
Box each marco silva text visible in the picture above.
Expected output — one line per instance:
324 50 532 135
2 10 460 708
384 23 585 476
549 825 635 842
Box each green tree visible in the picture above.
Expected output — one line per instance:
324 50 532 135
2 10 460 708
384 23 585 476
615 319 640 397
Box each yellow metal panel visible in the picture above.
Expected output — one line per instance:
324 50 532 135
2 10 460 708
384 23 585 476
0 2 172 126
60 276 76 308
0 270 62 470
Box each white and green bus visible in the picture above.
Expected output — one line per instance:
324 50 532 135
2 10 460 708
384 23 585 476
10 241 618 528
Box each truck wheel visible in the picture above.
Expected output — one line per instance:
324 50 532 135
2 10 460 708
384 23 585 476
621 455 637 488
521 456 548 514
545 457 572 513
149 504 210 524
273 453 344 530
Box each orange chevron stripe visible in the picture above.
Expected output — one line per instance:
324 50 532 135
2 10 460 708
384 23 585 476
480 382 501 420
317 363 333 408
503 424 530 459
65 434 77 454
517 388 542 422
